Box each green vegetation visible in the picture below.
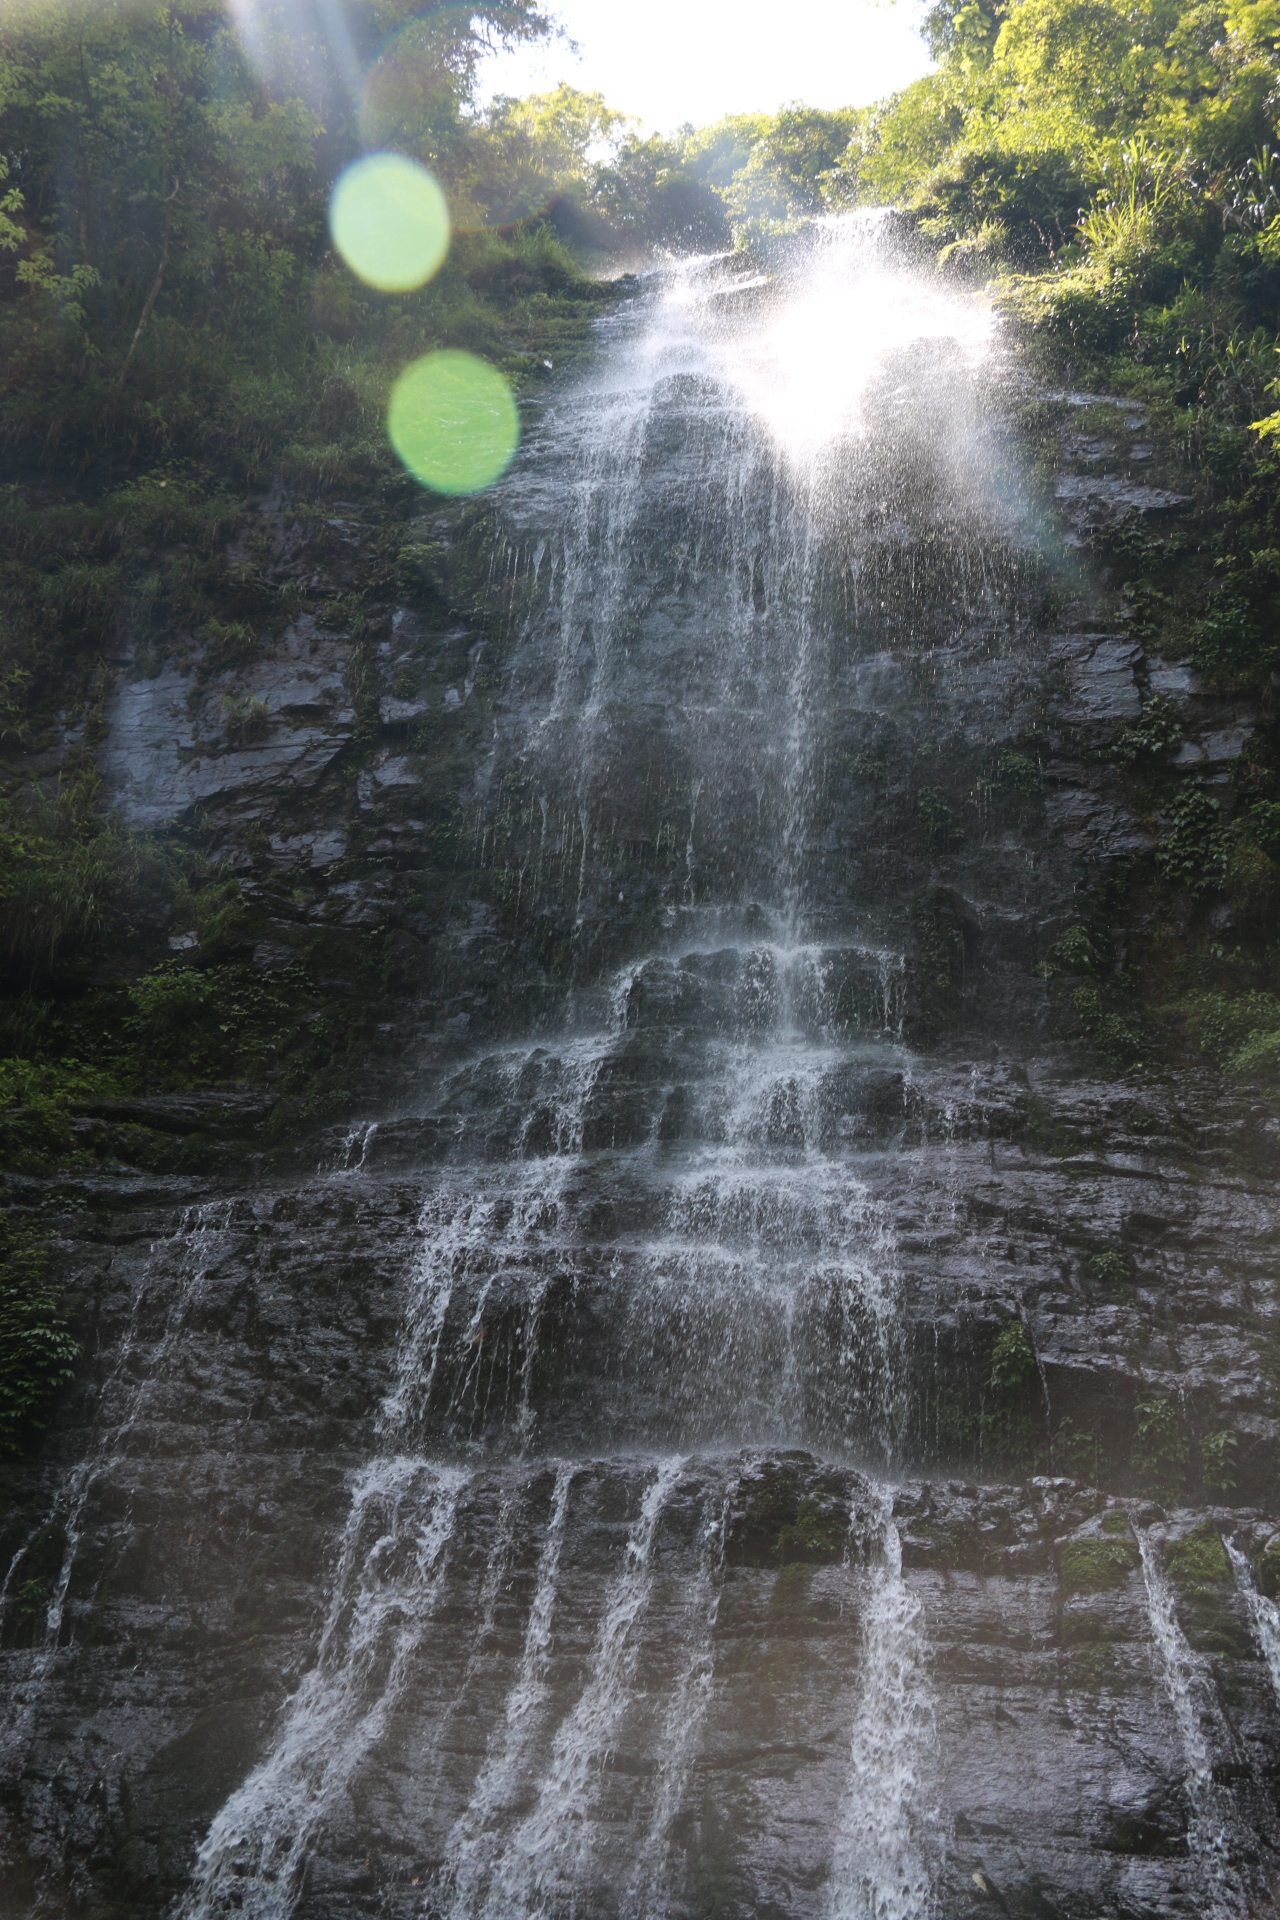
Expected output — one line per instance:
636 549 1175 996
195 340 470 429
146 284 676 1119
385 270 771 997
1200 1428 1240 1492
1133 1393 1190 1494
727 1462 849 1566
1046 925 1099 976
0 1218 78 1456
1115 697 1183 766
832 0 1280 1075
1090 1249 1131 1288
1072 983 1143 1068
909 886 967 1014
7 0 1280 1464
980 1318 1044 1466
1059 1534 1139 1593
1164 1522 1231 1585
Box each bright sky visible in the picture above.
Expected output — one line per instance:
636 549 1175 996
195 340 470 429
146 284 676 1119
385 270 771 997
477 0 933 133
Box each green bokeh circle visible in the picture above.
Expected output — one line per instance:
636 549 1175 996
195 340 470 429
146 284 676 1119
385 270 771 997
329 152 449 292
387 351 520 495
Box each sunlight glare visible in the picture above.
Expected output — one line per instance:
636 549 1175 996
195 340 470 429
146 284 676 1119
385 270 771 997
387 350 521 494
329 152 450 292
696 217 996 459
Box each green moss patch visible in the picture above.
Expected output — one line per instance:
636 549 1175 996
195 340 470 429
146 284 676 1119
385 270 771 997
1165 1524 1231 1588
1059 1535 1139 1593
727 1462 849 1568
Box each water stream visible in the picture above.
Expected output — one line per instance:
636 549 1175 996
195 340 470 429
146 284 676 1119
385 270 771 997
171 216 982 1920
1 1203 237 1779
1227 1536 1280 1705
1137 1530 1250 1919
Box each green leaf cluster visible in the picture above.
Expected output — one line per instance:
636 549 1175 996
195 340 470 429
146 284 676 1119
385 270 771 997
0 1219 79 1457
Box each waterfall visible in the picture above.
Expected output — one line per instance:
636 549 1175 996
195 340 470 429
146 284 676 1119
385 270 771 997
442 1463 578 1917
475 1456 683 1918
168 223 1037 1917
624 1481 728 1914
1 1202 236 1779
183 1462 464 1919
1225 1537 1280 1705
826 1498 936 1920
1137 1530 1249 1919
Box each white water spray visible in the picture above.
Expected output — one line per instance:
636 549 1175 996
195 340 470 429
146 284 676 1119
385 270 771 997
826 1497 936 1920
443 1462 577 1917
475 1456 683 1918
183 1461 463 1920
1137 1529 1248 1919
1225 1536 1280 1705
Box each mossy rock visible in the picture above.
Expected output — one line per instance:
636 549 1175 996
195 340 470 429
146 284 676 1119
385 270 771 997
1071 1641 1118 1689
1183 1603 1252 1659
1059 1535 1139 1593
726 1462 848 1567
1165 1524 1230 1589
1060 1607 1112 1644
775 1497 848 1565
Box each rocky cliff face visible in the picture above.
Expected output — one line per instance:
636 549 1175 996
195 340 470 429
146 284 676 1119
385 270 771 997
2 227 1278 1920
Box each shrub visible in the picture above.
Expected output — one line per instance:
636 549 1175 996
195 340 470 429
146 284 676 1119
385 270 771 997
996 748 1044 803
1181 989 1280 1072
0 1225 79 1456
0 775 137 987
1073 984 1142 1066
126 962 305 1084
1054 1416 1102 1482
1133 1395 1188 1494
1229 1026 1280 1075
0 1055 119 1169
981 1320 1041 1465
1115 695 1183 764
1242 799 1280 857
910 887 966 991
989 1320 1037 1394
1200 1429 1239 1494
1189 576 1280 689
1225 838 1280 919
916 784 964 856
1091 1249 1131 1287
1047 925 1099 975
1155 788 1228 894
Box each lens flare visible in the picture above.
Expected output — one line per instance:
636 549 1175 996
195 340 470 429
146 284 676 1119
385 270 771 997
329 152 449 292
387 350 520 494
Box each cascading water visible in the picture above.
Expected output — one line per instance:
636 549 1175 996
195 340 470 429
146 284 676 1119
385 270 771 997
1226 1536 1280 1705
826 1500 936 1920
0 1202 236 1781
170 217 980 1920
8 181 1280 1920
1137 1530 1251 1919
